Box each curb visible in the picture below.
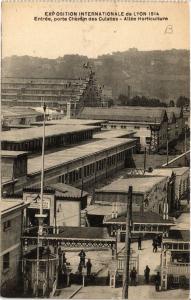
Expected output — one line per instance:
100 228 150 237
68 286 83 299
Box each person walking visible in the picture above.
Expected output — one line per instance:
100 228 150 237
78 262 83 274
144 265 150 284
152 239 158 253
155 272 161 291
79 249 86 266
138 235 142 250
86 259 92 276
130 267 137 286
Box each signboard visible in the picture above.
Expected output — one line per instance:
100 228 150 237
29 199 50 209
26 194 51 209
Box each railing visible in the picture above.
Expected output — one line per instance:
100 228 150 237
167 263 190 276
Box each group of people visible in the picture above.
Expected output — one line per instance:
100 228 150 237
78 250 92 277
131 265 161 292
152 234 162 253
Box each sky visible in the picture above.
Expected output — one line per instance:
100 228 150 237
2 2 189 59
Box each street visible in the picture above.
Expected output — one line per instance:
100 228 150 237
56 240 190 299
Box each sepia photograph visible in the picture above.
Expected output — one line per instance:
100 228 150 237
1 1 190 299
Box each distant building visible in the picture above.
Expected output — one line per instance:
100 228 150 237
1 73 102 113
1 106 43 129
0 200 29 296
78 106 185 152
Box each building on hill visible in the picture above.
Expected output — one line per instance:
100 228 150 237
78 106 185 152
1 72 102 113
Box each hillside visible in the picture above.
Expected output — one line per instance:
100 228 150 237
2 49 189 102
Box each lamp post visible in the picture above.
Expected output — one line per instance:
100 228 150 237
166 125 170 166
35 103 47 297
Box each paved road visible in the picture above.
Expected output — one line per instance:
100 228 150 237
72 285 189 299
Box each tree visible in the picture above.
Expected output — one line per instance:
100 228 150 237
169 100 175 107
176 96 189 107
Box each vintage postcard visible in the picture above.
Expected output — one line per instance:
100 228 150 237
1 1 190 299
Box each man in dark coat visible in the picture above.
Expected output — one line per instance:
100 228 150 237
79 249 86 266
144 265 150 284
155 272 161 291
130 267 137 286
138 235 142 250
86 259 92 276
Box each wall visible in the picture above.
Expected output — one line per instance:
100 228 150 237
1 210 23 294
56 199 81 226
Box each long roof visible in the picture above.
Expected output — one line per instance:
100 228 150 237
79 107 166 123
1 124 97 143
28 138 135 175
33 119 106 126
96 176 166 194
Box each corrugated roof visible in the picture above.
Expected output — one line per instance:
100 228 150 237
28 138 135 174
1 124 97 143
96 177 166 194
79 107 166 123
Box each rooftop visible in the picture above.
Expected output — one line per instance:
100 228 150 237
33 119 106 126
104 211 174 225
2 106 42 117
0 199 27 215
28 138 135 174
145 167 189 177
93 130 136 139
23 226 115 242
48 183 88 199
1 150 28 157
86 204 113 216
96 176 166 194
1 124 97 143
79 106 167 123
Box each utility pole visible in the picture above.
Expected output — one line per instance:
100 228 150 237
143 147 147 174
35 103 47 297
184 126 187 153
166 125 169 166
122 186 133 300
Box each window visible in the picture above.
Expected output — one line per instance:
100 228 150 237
146 137 151 144
3 220 11 231
3 253 10 271
134 126 140 129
